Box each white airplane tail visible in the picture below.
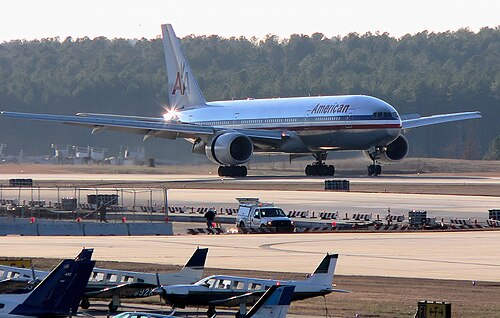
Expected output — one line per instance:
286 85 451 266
304 253 338 286
243 285 295 318
161 24 206 110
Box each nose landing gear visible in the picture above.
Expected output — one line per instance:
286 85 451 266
367 147 382 176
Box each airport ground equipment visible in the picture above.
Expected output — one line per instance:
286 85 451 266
409 210 429 227
153 253 343 317
236 198 294 232
0 248 95 318
0 248 208 313
489 209 500 220
415 301 451 318
324 180 350 191
8 179 33 187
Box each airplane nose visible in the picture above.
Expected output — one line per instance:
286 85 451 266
152 287 165 296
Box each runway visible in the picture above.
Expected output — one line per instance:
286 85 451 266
1 173 499 220
1 172 499 284
2 172 500 185
0 231 499 282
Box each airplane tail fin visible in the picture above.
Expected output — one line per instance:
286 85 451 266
184 247 209 270
11 248 95 317
304 253 338 287
243 285 295 318
161 24 206 110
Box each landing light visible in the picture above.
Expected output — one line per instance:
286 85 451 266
163 109 179 121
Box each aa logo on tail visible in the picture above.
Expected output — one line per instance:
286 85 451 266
172 62 189 96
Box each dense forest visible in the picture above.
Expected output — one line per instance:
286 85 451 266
0 27 498 161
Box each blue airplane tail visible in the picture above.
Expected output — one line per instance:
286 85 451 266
184 247 209 269
244 285 295 318
10 248 95 317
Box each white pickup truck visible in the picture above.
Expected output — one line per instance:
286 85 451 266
236 198 294 232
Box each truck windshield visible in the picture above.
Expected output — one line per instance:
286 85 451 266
260 208 286 217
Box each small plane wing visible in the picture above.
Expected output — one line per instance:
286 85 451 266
0 111 285 144
208 290 265 306
0 278 33 293
84 282 156 298
244 285 295 318
401 111 481 129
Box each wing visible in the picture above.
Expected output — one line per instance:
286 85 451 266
401 111 481 129
0 111 285 145
208 290 265 307
84 282 156 299
0 278 33 293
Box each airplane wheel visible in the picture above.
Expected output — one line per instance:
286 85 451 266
219 166 247 177
375 165 382 176
207 306 216 317
305 165 312 176
237 166 247 177
108 302 119 313
80 298 90 309
368 165 375 176
328 165 335 176
218 166 225 177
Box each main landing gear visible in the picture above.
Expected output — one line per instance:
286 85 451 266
367 164 382 176
305 152 335 176
218 165 247 177
367 147 382 176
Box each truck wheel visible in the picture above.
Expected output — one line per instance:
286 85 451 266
239 221 245 228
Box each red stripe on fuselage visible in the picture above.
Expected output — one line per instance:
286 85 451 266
258 123 402 131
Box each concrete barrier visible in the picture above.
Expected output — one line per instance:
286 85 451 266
83 223 130 236
0 223 38 236
0 217 175 236
127 223 173 235
37 222 84 236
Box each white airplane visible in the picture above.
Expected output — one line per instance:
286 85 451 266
0 248 95 318
0 24 482 177
153 253 343 317
0 247 208 313
113 285 295 318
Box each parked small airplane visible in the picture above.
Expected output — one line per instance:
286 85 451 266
0 268 39 294
0 247 208 312
0 248 95 317
154 253 342 317
114 285 295 318
0 24 481 177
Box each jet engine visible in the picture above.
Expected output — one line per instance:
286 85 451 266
364 135 409 163
205 132 254 165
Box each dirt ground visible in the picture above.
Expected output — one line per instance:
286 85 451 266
25 257 500 318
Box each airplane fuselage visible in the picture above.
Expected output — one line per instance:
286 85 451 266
179 95 401 153
162 275 332 307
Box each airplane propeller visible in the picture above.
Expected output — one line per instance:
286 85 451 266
152 273 167 303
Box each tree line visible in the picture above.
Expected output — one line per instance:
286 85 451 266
0 27 498 160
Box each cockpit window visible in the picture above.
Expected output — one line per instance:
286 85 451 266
372 112 398 119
